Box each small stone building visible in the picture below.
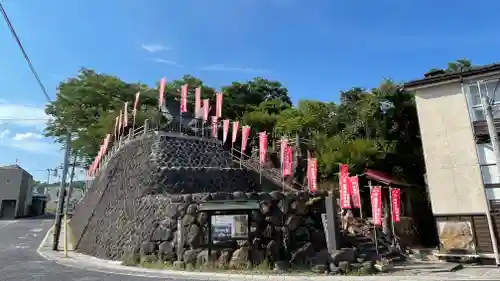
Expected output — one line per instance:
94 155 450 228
0 165 33 219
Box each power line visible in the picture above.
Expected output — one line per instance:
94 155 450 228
0 117 51 120
0 3 51 102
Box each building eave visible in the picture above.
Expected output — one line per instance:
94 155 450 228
404 63 500 91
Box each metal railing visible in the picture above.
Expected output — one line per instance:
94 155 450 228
84 119 153 189
231 147 305 191
86 116 307 192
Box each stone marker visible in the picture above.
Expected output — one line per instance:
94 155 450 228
323 196 340 252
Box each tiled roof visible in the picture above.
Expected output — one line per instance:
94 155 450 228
404 63 500 89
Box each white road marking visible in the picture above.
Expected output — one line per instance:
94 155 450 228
29 228 43 233
15 243 29 249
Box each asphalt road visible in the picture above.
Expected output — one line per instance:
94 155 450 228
0 218 487 281
0 218 172 281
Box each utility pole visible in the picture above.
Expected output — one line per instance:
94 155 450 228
63 155 77 257
52 130 71 251
479 81 500 266
46 169 51 186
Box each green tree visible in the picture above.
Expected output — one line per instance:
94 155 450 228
428 58 473 74
45 68 155 163
221 78 291 120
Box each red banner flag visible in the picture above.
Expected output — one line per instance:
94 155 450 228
259 132 267 164
96 134 110 170
123 102 128 128
281 139 288 176
118 110 123 135
222 119 229 143
211 116 218 138
350 176 361 208
391 188 401 223
339 164 352 209
133 92 140 128
102 134 111 159
285 146 293 176
195 87 202 118
159 77 166 108
308 158 317 193
114 116 119 138
97 145 103 163
232 121 239 143
307 151 311 180
241 126 251 152
216 93 223 118
133 92 140 115
371 186 383 226
180 84 188 113
203 99 210 121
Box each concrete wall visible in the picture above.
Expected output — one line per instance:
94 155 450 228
0 169 22 200
19 170 32 217
0 168 22 217
414 83 487 215
0 168 34 218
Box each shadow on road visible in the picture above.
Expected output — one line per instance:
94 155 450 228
17 213 56 220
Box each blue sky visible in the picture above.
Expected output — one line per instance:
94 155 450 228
0 0 499 181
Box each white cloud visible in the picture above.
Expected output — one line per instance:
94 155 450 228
12 132 43 141
0 131 58 154
0 102 56 154
0 102 49 129
141 44 170 53
200 64 271 74
2 139 58 154
148 58 182 67
0 129 10 139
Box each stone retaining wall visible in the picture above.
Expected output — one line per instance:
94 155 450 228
134 190 329 269
151 133 233 168
71 133 262 259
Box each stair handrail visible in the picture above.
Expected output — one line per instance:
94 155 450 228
230 147 303 191
242 150 309 191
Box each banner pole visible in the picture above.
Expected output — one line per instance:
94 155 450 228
359 194 364 220
369 181 379 257
389 186 397 246
282 138 286 191
180 113 183 134
259 160 262 184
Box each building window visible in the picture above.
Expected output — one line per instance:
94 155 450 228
477 143 500 186
467 80 500 121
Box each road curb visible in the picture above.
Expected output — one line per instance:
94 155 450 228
36 228 498 281
36 224 53 259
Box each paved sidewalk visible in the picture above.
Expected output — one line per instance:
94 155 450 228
37 226 500 281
